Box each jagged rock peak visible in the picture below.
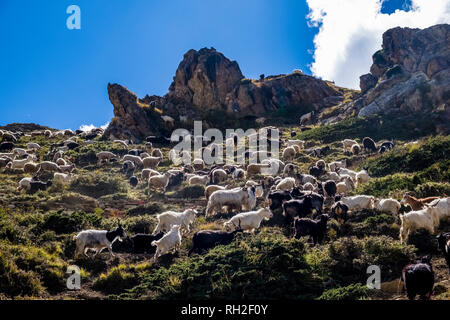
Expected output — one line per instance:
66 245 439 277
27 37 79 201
168 47 244 109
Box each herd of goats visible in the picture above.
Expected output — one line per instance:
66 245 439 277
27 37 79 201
0 125 449 300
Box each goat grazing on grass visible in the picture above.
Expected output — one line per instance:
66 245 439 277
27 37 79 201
223 207 273 232
153 209 197 234
331 201 349 224
189 220 243 256
374 198 401 215
205 187 256 217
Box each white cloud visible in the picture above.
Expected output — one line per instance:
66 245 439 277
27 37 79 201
79 122 110 132
306 0 450 89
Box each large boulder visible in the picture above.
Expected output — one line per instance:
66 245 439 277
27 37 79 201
357 24 450 118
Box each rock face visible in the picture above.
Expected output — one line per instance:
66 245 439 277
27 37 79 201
356 24 450 118
167 48 244 110
104 83 166 141
104 47 344 140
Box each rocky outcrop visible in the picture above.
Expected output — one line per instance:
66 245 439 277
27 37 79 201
103 84 166 141
167 48 343 117
356 24 449 118
167 48 244 110
104 47 345 140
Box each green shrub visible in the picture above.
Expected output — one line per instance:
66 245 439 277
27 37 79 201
171 185 205 199
307 236 415 285
93 265 138 294
39 211 102 234
0 241 68 295
0 252 43 297
318 283 371 300
127 203 161 216
298 114 437 144
414 182 450 198
119 232 323 300
363 136 450 177
70 172 126 198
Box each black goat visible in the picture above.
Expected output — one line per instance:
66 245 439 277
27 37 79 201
129 232 165 254
267 190 292 212
122 160 136 175
189 220 242 256
0 142 14 152
283 197 314 223
28 180 52 194
129 176 139 188
66 142 79 150
128 149 145 156
362 137 377 153
167 171 185 190
437 233 450 272
379 146 388 154
331 201 349 224
379 141 394 150
309 166 323 178
294 214 329 245
402 256 434 300
323 180 337 198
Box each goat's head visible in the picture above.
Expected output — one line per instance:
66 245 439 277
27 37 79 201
114 220 127 241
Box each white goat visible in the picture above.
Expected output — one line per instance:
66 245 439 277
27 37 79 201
355 169 370 187
275 177 296 191
148 172 172 192
286 139 305 149
143 156 161 169
374 198 401 215
282 146 296 162
340 195 374 212
17 177 33 192
399 207 436 244
328 160 347 172
97 151 119 163
153 209 197 234
427 197 450 227
73 225 127 259
54 172 73 184
342 139 358 151
152 225 182 261
206 187 256 217
223 207 273 232
123 154 144 168
7 155 35 170
337 168 357 180
188 174 209 186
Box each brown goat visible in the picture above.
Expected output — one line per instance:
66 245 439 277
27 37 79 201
401 194 440 211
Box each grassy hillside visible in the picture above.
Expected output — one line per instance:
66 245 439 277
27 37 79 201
0 117 449 300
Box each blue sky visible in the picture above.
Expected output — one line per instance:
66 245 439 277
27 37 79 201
0 0 412 130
